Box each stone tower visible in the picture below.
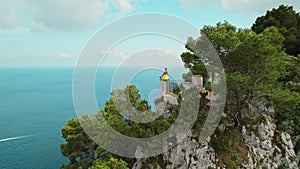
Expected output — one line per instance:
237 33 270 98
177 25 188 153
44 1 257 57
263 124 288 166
160 80 170 96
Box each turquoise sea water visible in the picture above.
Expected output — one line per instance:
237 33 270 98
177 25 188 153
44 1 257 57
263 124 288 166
0 68 75 169
0 67 184 169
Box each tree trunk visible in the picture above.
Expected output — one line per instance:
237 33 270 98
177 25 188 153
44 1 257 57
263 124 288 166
236 91 241 114
235 90 242 127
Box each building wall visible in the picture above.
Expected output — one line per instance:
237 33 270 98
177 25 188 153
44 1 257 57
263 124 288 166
160 80 170 96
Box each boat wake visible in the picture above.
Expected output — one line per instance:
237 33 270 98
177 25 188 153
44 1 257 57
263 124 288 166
0 135 33 143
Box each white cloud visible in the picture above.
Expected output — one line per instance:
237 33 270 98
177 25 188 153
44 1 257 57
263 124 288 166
99 48 129 66
28 0 109 31
100 48 126 57
180 0 219 9
29 20 47 32
58 53 73 59
118 50 184 67
113 0 135 14
0 0 28 28
0 0 142 31
220 0 300 14
0 0 145 32
0 8 21 28
101 48 128 59
180 0 300 14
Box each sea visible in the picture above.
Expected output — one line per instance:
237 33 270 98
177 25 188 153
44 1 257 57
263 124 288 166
0 67 185 169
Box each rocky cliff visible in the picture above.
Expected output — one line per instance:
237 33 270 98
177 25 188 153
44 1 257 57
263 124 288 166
134 102 299 169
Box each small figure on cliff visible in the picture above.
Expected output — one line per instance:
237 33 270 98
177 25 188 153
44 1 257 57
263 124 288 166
160 67 170 81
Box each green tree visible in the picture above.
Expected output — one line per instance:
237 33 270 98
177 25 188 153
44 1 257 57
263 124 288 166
183 22 300 127
60 118 98 169
181 51 208 82
252 5 300 56
102 85 174 138
178 7 300 165
251 5 300 95
181 20 300 167
89 158 129 169
61 85 177 168
251 6 300 137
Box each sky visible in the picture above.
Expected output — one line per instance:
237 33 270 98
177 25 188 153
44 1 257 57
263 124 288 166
0 0 299 67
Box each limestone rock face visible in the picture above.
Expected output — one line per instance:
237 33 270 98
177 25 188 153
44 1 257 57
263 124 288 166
164 135 216 169
135 114 299 169
242 115 298 169
136 101 299 169
132 133 216 169
156 101 173 119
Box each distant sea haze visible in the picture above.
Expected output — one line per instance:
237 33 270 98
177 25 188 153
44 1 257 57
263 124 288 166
0 67 185 169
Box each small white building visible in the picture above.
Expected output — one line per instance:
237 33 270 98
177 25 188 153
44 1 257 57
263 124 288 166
159 75 204 105
182 75 203 90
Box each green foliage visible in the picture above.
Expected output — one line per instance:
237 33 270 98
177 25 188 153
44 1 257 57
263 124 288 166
276 104 300 145
181 10 300 167
61 85 178 168
295 139 300 154
211 129 248 168
211 129 240 154
181 52 208 81
191 96 210 138
89 158 129 169
182 71 193 82
220 116 234 127
204 82 211 91
140 155 167 169
185 21 300 129
172 86 180 95
126 85 150 112
284 55 300 92
252 5 300 56
252 5 300 103
102 86 176 138
60 118 97 169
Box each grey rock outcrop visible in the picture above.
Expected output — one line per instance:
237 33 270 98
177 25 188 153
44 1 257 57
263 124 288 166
164 134 216 169
156 101 173 119
242 115 298 169
136 100 299 169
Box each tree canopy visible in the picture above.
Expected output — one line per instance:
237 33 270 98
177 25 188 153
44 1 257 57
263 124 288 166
60 118 98 169
252 5 300 56
60 85 178 169
183 22 299 122
181 8 300 166
181 9 300 166
89 158 129 169
251 5 300 97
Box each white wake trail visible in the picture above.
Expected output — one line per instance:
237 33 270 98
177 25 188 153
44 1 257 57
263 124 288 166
0 135 33 143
